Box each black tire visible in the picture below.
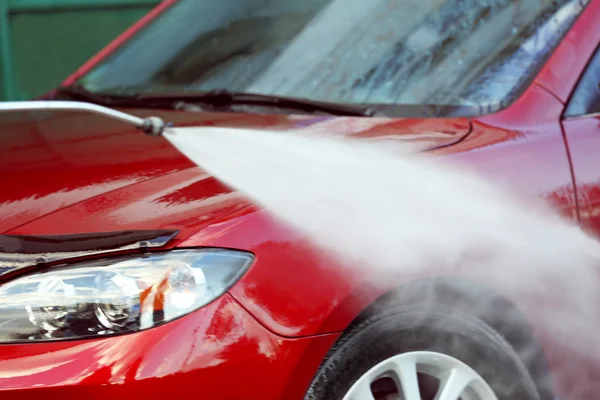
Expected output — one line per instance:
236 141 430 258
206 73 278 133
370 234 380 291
305 305 542 400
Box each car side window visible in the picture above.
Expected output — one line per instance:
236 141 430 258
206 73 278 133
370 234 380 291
564 44 600 118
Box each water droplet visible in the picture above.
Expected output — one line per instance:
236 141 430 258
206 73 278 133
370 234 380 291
458 59 464 65
512 26 519 35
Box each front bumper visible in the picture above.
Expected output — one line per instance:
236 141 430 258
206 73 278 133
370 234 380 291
0 294 337 399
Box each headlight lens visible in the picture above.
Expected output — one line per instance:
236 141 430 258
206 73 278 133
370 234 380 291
0 249 253 343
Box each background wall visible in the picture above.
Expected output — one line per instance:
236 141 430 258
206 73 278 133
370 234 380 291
0 0 160 101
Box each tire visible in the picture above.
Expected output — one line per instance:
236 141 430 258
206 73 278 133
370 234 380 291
305 305 542 400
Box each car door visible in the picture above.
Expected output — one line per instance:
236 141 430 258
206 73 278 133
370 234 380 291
562 44 600 237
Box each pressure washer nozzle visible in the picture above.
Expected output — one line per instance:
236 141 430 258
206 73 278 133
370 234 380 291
140 116 167 136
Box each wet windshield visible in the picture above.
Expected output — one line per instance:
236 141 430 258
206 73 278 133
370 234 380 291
77 0 588 117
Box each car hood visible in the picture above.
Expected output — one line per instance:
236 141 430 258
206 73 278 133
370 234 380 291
0 107 470 241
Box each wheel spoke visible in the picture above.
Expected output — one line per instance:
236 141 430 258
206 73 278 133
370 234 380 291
393 357 421 400
347 378 376 400
434 367 474 400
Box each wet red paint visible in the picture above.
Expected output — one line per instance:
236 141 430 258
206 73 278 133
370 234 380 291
563 117 600 235
1 110 468 241
1 1 600 399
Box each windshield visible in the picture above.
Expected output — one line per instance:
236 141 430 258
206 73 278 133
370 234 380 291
77 0 588 117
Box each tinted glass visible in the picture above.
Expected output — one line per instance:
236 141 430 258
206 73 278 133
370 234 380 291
565 44 600 117
79 0 588 117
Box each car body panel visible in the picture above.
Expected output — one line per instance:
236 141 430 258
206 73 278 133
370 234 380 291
1 1 600 400
563 118 600 236
0 293 339 400
0 110 192 234
2 110 469 241
454 84 578 220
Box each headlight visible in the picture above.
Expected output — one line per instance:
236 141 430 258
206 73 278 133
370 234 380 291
0 249 253 343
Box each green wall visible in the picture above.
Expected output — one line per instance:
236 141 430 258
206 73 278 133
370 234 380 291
0 0 160 101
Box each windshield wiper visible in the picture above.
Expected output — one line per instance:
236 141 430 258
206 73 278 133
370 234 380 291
141 89 379 117
56 85 379 117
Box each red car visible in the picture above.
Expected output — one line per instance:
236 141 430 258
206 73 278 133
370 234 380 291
1 0 600 399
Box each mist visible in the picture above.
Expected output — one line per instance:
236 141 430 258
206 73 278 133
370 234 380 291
165 126 600 398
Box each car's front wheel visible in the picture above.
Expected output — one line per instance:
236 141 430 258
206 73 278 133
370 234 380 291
305 304 543 400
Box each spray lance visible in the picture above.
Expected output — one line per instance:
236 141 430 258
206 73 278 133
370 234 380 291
0 100 238 194
0 101 255 173
0 101 169 136
0 101 260 195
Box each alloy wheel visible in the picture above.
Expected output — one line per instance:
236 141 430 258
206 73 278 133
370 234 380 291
342 351 498 400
